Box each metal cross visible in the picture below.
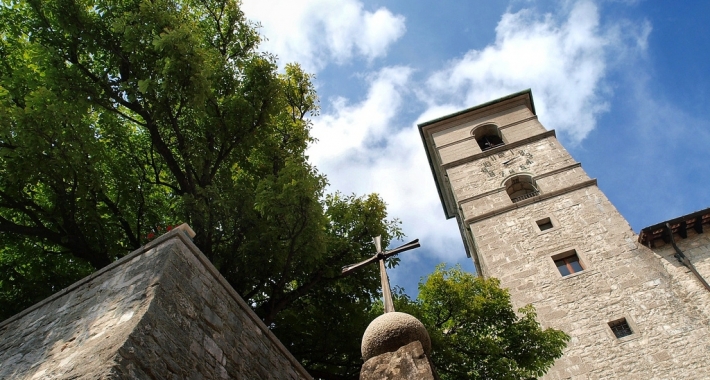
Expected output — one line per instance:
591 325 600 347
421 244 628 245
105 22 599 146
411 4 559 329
341 236 420 313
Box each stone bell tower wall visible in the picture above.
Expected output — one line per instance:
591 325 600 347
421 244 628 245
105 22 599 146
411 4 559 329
467 185 710 378
419 90 710 378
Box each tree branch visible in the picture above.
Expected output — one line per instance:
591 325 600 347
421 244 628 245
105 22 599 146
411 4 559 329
0 215 63 245
98 191 140 249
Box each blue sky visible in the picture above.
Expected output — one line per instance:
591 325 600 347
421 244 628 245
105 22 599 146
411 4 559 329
241 0 710 296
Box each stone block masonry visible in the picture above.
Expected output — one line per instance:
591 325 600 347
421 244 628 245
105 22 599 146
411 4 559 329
469 188 710 379
419 89 710 379
0 226 311 380
360 341 437 380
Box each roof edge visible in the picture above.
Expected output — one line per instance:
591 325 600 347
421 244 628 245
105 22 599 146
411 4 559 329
417 124 454 219
417 89 536 128
638 207 710 245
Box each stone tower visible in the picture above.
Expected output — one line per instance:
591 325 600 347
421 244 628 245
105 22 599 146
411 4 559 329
418 90 710 378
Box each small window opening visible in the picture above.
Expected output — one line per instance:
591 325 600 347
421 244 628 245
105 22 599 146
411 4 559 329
472 124 504 151
537 217 553 231
608 318 633 339
505 175 539 203
553 252 583 276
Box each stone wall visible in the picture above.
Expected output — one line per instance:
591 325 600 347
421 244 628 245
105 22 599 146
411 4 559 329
0 227 311 380
419 91 710 379
469 187 710 379
360 341 436 380
646 229 710 318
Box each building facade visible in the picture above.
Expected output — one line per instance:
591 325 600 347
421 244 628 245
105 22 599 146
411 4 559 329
418 90 710 379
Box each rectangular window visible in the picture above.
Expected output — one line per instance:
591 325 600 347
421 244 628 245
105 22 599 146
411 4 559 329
554 253 583 276
608 318 633 339
536 217 553 231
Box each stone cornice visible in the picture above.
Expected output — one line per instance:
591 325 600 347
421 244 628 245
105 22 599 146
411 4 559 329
442 130 556 170
418 89 536 128
457 187 507 205
436 115 538 149
533 162 583 180
499 115 538 130
463 179 598 225
455 162 582 205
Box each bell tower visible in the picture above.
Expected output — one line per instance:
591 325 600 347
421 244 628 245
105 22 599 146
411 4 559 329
418 90 710 378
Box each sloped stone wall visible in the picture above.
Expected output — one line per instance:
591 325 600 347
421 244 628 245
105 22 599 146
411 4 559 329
0 228 311 380
0 239 164 379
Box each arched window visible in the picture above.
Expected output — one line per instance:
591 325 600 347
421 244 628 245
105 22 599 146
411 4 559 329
505 175 539 203
472 124 504 151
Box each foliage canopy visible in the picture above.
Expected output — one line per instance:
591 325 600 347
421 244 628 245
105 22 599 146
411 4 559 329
0 0 401 376
393 265 569 380
0 1 567 378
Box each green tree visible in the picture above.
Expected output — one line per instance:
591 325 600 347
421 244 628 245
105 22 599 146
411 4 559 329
0 0 398 377
396 265 569 380
0 1 566 378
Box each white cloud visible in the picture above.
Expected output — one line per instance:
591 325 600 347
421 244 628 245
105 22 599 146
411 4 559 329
422 0 650 142
241 0 406 72
307 67 410 165
304 0 654 273
308 66 466 263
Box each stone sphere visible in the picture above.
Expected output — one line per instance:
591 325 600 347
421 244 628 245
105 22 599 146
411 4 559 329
361 312 431 360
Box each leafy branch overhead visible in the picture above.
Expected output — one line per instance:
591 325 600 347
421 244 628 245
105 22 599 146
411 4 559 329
0 0 407 376
394 265 569 380
0 1 567 379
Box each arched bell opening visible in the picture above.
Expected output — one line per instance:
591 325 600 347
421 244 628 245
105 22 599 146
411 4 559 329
472 124 504 151
505 175 539 203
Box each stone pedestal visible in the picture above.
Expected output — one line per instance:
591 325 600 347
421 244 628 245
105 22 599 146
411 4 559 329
359 312 437 379
360 341 436 380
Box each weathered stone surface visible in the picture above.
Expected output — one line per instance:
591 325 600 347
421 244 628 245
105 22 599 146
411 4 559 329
419 91 710 379
361 312 431 361
360 341 436 380
0 227 311 380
